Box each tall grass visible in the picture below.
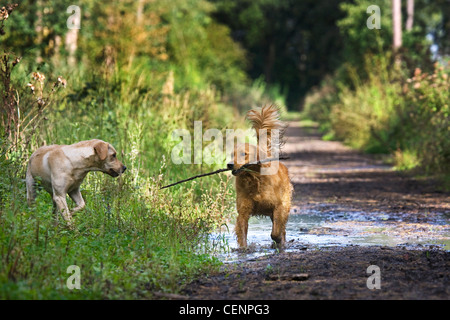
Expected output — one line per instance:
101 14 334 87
0 50 242 298
0 1 282 298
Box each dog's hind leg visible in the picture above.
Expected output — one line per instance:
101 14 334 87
26 166 36 206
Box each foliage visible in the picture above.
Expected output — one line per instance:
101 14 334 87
211 0 449 109
0 66 237 297
338 0 440 80
304 0 450 177
81 0 170 68
0 0 248 299
0 149 229 298
397 65 449 173
164 0 248 92
211 0 346 109
1 0 449 299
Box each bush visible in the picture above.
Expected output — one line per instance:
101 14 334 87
397 65 449 173
0 66 239 299
0 1 245 299
304 54 449 176
303 0 449 178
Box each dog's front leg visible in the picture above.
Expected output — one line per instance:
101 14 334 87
52 193 72 225
69 188 85 214
235 199 253 248
270 206 288 249
235 214 249 248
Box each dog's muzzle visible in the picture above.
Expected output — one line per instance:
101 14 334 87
108 165 126 178
227 162 240 176
108 169 120 177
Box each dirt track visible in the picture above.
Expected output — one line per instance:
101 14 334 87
182 121 450 300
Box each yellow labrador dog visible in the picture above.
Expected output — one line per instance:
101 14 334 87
26 139 126 225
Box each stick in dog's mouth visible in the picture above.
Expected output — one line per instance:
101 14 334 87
232 167 257 176
108 169 120 177
159 156 289 189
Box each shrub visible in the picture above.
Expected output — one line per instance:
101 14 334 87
397 65 450 173
304 55 449 176
0 1 243 299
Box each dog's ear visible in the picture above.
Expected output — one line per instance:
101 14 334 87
94 141 109 161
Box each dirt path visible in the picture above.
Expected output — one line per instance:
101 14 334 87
183 121 450 300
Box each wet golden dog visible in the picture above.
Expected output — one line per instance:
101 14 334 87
227 105 292 248
26 139 126 226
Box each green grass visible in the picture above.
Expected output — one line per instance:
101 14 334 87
0 0 295 300
0 144 233 299
0 60 240 299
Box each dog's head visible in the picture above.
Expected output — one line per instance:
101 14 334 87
227 143 266 176
93 140 127 178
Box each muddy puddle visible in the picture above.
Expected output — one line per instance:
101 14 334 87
209 207 450 263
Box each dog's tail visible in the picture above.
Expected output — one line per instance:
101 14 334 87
26 161 36 206
246 105 286 156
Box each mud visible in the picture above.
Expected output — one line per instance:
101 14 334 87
185 247 449 299
183 121 450 300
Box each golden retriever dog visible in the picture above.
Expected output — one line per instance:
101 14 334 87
227 105 292 248
26 139 126 226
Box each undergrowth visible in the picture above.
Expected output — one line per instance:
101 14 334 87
0 5 244 299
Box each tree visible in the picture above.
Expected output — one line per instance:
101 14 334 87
392 0 402 50
406 0 414 31
211 0 346 109
85 0 169 67
164 0 248 92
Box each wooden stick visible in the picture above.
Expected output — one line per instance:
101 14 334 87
159 167 230 190
159 156 289 190
231 155 289 175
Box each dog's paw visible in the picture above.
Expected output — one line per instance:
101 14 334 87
271 241 285 252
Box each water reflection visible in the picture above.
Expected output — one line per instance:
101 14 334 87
210 210 450 263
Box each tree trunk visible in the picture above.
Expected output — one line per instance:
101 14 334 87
406 0 414 31
392 0 402 50
35 0 43 63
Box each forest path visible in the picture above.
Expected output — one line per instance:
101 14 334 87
181 121 450 300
